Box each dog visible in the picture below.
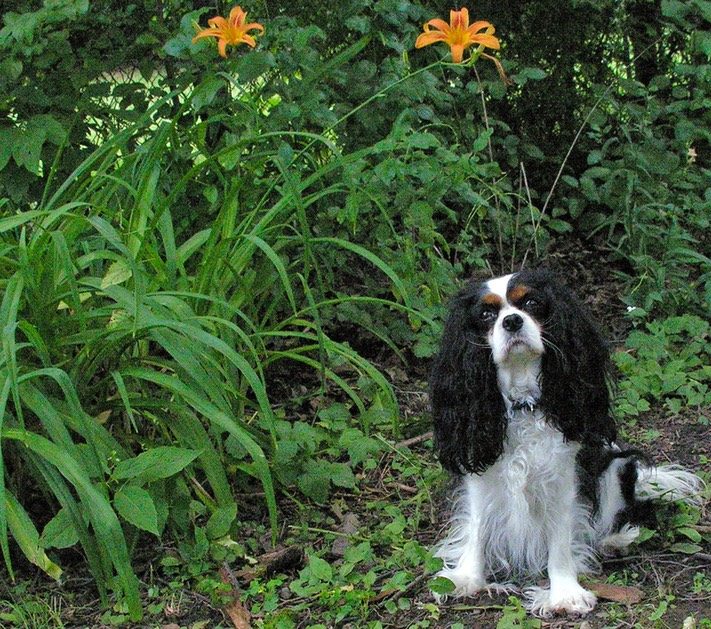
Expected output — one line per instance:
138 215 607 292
429 269 704 616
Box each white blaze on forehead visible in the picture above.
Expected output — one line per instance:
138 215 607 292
486 274 515 302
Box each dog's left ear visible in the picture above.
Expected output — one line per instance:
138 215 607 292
532 271 616 444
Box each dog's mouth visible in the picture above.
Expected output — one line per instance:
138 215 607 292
503 334 542 357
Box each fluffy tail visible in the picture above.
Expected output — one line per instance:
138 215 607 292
636 464 706 507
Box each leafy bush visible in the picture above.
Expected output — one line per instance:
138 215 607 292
0 72 420 616
614 315 711 421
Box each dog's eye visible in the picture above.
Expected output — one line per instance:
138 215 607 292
480 309 497 324
523 298 541 313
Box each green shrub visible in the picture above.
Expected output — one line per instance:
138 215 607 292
614 315 711 422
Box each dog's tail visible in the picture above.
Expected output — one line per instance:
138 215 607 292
636 464 706 507
596 455 706 553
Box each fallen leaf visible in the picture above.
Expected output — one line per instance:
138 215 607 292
224 600 251 629
588 582 644 604
331 513 361 557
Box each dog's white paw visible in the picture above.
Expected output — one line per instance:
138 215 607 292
525 583 597 616
600 524 640 554
434 569 515 601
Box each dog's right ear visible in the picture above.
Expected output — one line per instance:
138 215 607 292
429 285 506 474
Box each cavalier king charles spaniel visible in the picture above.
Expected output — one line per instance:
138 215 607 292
430 269 703 616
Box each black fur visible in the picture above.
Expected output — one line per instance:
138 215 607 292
577 446 652 524
430 269 617 475
514 270 616 446
429 282 506 474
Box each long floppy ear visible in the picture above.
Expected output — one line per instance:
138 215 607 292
529 270 616 444
429 285 507 474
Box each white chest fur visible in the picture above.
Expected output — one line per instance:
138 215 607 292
472 408 585 577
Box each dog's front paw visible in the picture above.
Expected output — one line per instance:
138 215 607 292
434 569 515 602
525 583 597 616
434 569 486 600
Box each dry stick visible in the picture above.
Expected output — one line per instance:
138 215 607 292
395 432 433 449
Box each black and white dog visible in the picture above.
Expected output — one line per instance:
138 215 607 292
430 269 703 616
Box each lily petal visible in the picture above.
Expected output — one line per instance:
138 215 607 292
229 6 246 26
423 18 451 33
208 16 229 30
468 20 494 33
450 43 465 63
193 28 222 42
243 22 265 34
415 31 448 48
472 34 500 50
450 8 469 30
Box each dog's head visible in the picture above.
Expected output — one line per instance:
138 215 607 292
430 269 616 474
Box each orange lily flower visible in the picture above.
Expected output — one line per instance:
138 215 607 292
415 8 499 63
192 6 264 58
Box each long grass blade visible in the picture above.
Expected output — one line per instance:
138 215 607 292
2 428 141 620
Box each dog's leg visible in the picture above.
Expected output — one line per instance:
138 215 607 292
526 466 596 616
435 474 510 598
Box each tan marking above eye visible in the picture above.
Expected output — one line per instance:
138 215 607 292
508 285 530 303
481 293 503 307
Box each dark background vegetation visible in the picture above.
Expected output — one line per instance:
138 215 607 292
0 0 709 626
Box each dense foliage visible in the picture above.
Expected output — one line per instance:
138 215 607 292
0 0 709 622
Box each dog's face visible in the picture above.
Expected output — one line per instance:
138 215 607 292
477 274 549 365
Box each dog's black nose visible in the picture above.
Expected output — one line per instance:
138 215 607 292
502 313 523 332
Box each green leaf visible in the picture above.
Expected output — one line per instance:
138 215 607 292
6 492 62 581
113 447 200 483
676 527 702 543
338 428 382 466
13 118 46 174
101 259 133 289
329 462 356 489
41 508 79 549
297 460 332 504
670 542 702 554
522 67 547 80
429 576 456 595
114 486 160 537
307 555 332 583
206 503 238 539
191 76 224 112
